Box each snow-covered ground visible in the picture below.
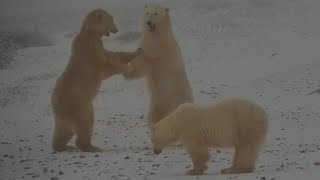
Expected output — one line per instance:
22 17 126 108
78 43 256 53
1 0 320 179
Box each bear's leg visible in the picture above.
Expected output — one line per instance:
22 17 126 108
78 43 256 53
147 108 162 133
52 118 75 152
74 105 102 152
222 142 262 174
122 54 147 80
185 144 210 175
147 119 155 134
221 146 239 174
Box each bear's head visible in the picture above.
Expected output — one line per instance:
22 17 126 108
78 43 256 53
144 5 169 32
151 103 196 154
81 9 118 37
151 118 176 155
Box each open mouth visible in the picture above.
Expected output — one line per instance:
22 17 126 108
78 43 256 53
105 29 118 37
148 24 156 32
110 28 118 34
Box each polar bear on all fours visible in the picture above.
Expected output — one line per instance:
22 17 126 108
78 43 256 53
151 99 268 175
123 5 194 135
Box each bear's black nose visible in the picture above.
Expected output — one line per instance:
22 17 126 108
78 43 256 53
147 20 152 26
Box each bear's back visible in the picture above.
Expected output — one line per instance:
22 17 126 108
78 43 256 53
185 99 267 147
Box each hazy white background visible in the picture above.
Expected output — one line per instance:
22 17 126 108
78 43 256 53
1 0 320 179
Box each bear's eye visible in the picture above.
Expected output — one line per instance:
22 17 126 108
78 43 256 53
154 13 158 16
146 12 149 15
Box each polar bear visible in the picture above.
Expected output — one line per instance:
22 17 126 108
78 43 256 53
151 99 268 175
51 9 143 152
123 5 193 133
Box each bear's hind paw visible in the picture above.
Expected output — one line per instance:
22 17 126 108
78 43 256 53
186 169 204 176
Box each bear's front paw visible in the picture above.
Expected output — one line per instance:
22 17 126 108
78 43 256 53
221 167 235 174
135 48 144 56
121 64 134 73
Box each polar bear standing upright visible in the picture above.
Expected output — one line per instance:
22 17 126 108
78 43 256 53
51 9 142 152
123 5 193 133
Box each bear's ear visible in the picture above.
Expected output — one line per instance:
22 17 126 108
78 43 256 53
165 8 169 12
145 5 148 9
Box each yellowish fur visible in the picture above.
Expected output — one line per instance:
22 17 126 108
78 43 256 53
123 5 193 133
151 99 268 175
51 9 143 152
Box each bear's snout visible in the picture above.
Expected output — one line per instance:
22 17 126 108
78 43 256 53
110 23 118 34
146 20 156 32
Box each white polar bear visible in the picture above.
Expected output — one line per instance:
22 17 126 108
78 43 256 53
123 5 194 135
151 99 268 175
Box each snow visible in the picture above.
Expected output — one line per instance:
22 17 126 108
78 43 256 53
1 0 320 179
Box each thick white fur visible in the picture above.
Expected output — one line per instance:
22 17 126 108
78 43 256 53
123 5 193 133
151 99 268 175
51 9 142 152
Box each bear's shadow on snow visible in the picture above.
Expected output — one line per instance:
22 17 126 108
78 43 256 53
104 146 148 153
306 88 320 95
166 170 221 177
0 31 54 69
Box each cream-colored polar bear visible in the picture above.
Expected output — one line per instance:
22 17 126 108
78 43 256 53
51 9 142 152
151 99 268 175
123 5 193 133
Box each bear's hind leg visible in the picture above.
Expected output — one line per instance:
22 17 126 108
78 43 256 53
74 106 102 152
185 144 210 175
221 146 239 174
222 142 262 174
52 118 75 152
